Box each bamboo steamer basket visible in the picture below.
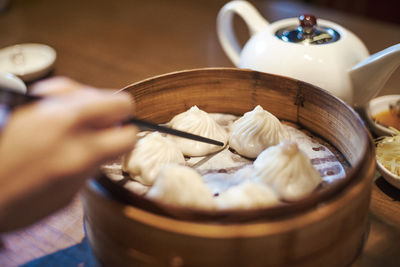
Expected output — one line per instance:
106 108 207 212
82 68 375 267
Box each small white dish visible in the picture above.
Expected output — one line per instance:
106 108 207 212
0 43 56 82
0 72 27 93
376 158 400 190
365 94 400 136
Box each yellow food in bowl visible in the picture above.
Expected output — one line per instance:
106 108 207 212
376 128 400 177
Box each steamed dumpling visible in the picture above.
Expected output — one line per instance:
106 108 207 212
122 132 185 185
253 141 321 201
216 181 279 210
229 105 288 158
147 164 216 210
168 106 228 156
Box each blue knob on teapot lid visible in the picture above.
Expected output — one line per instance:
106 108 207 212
275 14 340 45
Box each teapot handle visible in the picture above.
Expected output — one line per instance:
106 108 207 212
217 1 269 66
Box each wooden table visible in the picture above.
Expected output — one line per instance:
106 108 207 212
0 0 399 266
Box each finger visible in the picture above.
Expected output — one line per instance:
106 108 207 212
33 90 135 129
30 76 85 96
68 90 135 128
38 125 138 179
82 125 138 165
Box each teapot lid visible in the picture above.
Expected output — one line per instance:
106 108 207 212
275 15 340 45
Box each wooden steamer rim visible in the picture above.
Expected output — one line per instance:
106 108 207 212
95 67 375 230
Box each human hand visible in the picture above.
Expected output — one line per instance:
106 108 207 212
0 77 137 232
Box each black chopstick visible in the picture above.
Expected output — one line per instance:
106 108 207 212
0 88 224 147
125 117 225 147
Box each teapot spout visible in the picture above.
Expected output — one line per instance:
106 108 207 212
350 44 400 107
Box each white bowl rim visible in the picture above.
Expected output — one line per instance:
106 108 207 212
376 158 400 190
366 94 400 136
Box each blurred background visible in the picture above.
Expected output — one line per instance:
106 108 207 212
1 0 399 24
297 0 399 24
0 0 398 90
0 0 399 91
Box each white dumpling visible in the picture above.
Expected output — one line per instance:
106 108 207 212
253 141 322 201
146 164 216 210
122 132 185 186
124 181 150 196
216 181 279 210
168 106 228 156
229 105 288 158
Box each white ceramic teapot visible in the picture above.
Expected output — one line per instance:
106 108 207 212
217 0 400 106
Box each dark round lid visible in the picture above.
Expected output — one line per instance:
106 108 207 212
275 15 340 45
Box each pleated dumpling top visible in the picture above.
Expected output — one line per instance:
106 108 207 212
168 106 228 156
229 105 288 158
122 132 185 186
253 141 322 201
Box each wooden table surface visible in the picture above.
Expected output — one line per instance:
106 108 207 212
0 0 399 266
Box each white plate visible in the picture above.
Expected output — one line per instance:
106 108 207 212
365 94 400 136
0 43 56 82
376 159 400 190
0 72 27 93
